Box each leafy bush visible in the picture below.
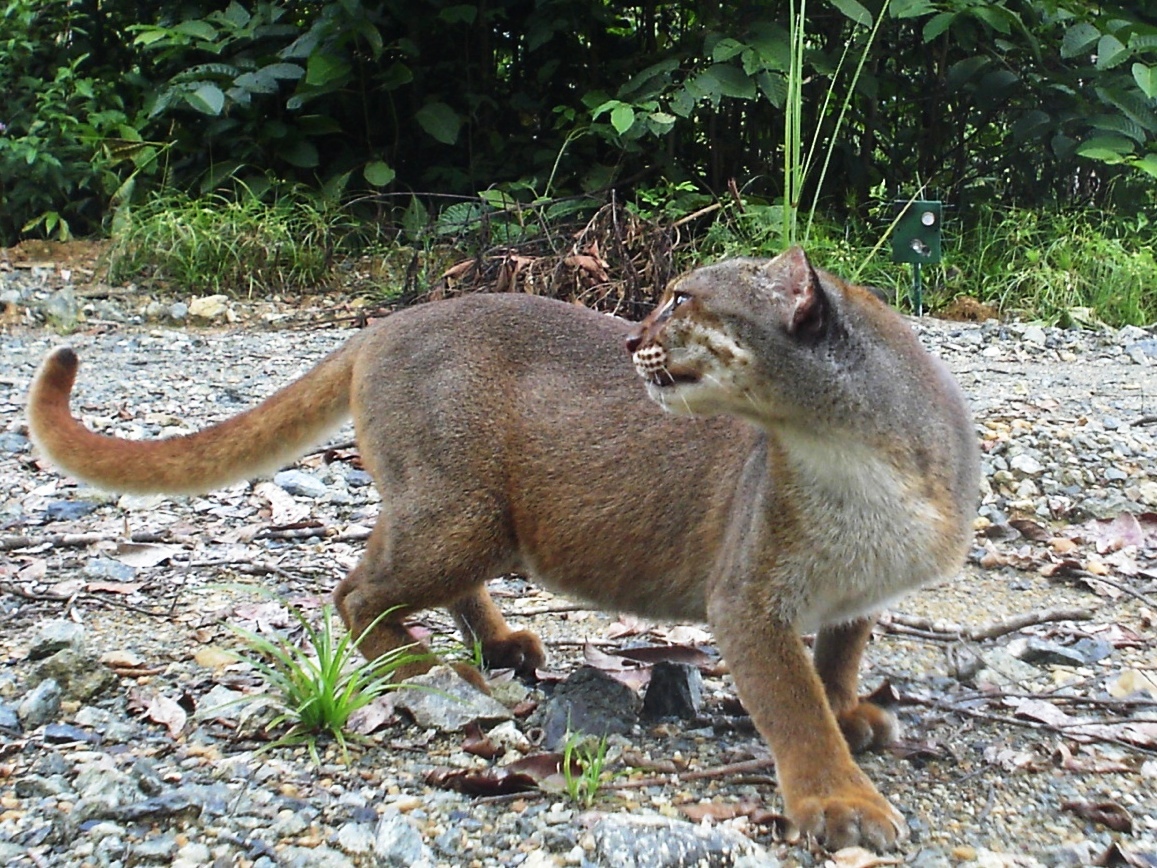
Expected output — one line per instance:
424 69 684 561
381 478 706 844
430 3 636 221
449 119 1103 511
0 0 132 242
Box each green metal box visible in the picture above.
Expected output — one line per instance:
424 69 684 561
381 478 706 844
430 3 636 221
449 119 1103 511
891 200 942 264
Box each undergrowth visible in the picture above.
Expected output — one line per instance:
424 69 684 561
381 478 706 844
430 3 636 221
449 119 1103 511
103 183 1157 326
106 186 357 297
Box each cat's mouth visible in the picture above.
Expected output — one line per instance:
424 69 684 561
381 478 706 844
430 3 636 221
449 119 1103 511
648 368 700 388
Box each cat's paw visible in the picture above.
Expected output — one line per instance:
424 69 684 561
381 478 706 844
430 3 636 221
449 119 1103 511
836 700 898 753
791 787 907 852
481 629 545 676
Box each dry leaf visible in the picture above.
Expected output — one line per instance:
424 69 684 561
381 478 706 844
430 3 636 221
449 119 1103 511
113 542 179 568
1107 669 1157 699
145 693 187 738
253 480 310 525
1061 799 1133 833
1055 743 1133 774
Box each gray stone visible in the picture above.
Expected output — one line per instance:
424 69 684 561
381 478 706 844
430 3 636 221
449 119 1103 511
1009 452 1044 477
0 431 28 453
273 469 329 498
279 845 356 868
536 666 639 749
168 301 189 322
976 647 1041 689
37 649 118 702
1021 325 1047 345
1016 638 1088 668
589 813 777 867
335 821 376 856
394 666 512 732
373 810 436 868
18 677 61 727
44 499 99 521
28 618 85 659
83 556 138 582
642 661 703 720
43 722 101 744
0 700 21 733
43 286 79 331
131 834 179 863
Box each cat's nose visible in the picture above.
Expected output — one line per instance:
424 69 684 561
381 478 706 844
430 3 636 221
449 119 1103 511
625 331 643 354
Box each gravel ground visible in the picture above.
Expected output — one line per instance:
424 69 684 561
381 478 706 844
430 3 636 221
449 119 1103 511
1 259 1156 868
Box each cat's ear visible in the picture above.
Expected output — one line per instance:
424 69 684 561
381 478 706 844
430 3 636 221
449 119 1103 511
767 247 829 339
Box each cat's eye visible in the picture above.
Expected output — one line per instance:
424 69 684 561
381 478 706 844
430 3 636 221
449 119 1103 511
672 291 691 308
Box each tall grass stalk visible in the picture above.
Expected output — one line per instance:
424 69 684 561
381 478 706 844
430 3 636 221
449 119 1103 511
782 0 890 248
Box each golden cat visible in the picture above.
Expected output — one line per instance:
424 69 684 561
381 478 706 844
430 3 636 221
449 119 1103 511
26 247 978 851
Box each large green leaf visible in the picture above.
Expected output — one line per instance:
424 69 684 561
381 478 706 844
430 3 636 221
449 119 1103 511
363 160 395 187
922 12 955 42
185 83 225 115
1062 22 1100 59
1133 63 1157 99
1076 134 1134 163
1096 33 1129 70
306 53 351 87
279 139 319 168
891 0 935 19
829 0 871 27
610 104 636 135
416 101 461 145
173 20 217 42
1131 153 1157 178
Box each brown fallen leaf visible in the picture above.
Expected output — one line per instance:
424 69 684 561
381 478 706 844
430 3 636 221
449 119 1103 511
1061 798 1133 833
145 692 188 738
1055 743 1134 774
462 721 502 760
1093 841 1157 867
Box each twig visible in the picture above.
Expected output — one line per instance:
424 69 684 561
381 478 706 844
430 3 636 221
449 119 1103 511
0 530 173 551
1066 571 1157 608
879 607 1095 642
614 756 776 791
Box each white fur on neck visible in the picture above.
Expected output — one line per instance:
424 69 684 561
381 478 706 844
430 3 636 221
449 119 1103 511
773 426 949 632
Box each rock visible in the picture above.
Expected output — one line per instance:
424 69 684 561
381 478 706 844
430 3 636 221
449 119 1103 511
44 499 99 521
588 813 778 867
17 678 62 727
642 661 703 720
1014 638 1087 668
131 833 179 863
335 821 376 856
36 648 118 702
0 431 28 453
393 666 512 732
168 301 189 322
1021 325 1047 345
28 618 85 659
279 845 356 868
975 647 1041 689
43 286 80 331
188 294 230 320
1009 452 1044 477
72 757 138 822
0 701 21 734
43 722 101 744
537 666 640 749
83 556 137 582
273 469 329 498
373 810 437 867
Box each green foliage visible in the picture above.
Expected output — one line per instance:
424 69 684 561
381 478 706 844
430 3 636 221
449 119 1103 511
561 732 609 809
107 185 353 295
229 600 423 763
0 0 132 242
939 206 1157 326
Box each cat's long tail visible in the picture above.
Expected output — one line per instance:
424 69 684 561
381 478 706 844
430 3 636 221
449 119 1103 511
26 340 360 494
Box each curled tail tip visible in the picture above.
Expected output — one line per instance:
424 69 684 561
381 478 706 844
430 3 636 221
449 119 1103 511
35 347 79 395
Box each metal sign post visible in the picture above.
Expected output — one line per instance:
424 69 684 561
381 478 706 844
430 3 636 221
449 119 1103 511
891 200 942 315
